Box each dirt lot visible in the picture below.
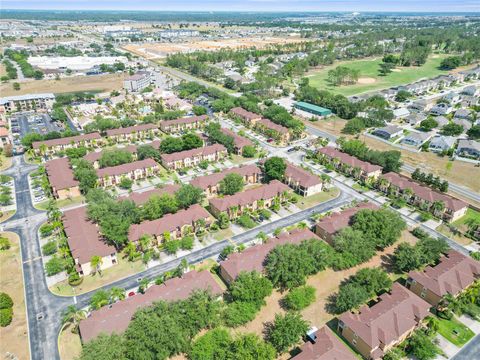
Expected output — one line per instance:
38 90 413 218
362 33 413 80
124 36 308 59
305 118 480 201
0 232 29 360
0 73 125 96
58 324 82 360
234 230 417 337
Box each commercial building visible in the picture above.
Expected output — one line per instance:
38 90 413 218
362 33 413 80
123 71 152 92
96 159 160 187
45 158 80 200
338 283 431 360
406 250 480 305
160 144 227 170
219 228 319 284
190 164 262 198
28 56 128 72
159 115 209 133
315 202 378 244
0 93 55 113
79 270 223 342
63 207 117 276
209 180 291 219
294 101 332 117
128 204 212 244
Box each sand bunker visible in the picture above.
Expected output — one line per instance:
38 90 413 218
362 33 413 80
357 77 376 84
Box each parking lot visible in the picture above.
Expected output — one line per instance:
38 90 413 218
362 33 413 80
10 113 65 149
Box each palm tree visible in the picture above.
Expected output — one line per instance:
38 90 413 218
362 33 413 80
297 222 307 229
432 201 445 217
109 287 125 303
425 316 440 335
138 278 150 294
139 235 151 253
62 305 86 333
90 255 103 276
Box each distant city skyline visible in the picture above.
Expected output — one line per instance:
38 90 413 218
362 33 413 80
2 0 479 12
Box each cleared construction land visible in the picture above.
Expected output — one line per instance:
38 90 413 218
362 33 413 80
0 73 126 96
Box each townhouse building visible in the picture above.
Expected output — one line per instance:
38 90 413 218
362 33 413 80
63 207 117 277
317 147 383 183
256 118 291 143
229 107 262 125
79 270 222 342
32 132 102 156
45 158 81 200
128 204 212 244
338 283 431 360
159 115 208 133
160 144 227 170
190 164 262 198
96 159 159 187
283 162 323 197
220 127 253 154
406 250 480 306
105 124 159 143
209 180 291 219
378 172 468 222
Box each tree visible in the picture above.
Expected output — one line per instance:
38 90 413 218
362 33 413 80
62 305 86 332
266 312 309 353
229 271 273 306
192 105 207 116
395 90 411 102
137 144 161 161
379 62 394 76
0 293 13 309
0 237 11 250
175 184 204 209
218 212 230 229
182 133 203 150
45 256 65 276
223 301 259 327
334 282 370 313
13 82 20 91
229 333 276 360
159 136 184 154
119 177 133 190
407 330 442 360
98 149 133 168
242 145 256 158
420 118 438 131
89 290 110 310
393 242 424 272
190 327 231 360
142 194 178 221
219 173 245 195
79 333 126 360
441 123 464 136
264 157 286 182
467 125 480 140
73 159 98 193
332 227 376 269
109 287 126 302
349 268 392 295
90 255 103 275
283 285 316 311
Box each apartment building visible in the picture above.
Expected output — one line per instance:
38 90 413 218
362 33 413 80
190 164 262 197
406 250 480 306
160 144 227 170
79 270 223 342
338 283 431 360
378 172 468 222
96 159 159 187
0 93 55 113
315 202 379 244
32 132 102 156
128 204 212 244
63 207 117 276
209 180 291 219
284 162 323 197
105 124 159 143
317 147 383 183
159 115 208 133
219 229 319 284
45 158 80 200
229 107 262 125
220 127 253 154
123 71 151 92
256 118 291 143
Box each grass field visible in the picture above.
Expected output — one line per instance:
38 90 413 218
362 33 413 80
58 324 82 360
0 232 30 360
437 316 475 346
0 154 13 172
307 55 448 96
0 73 126 96
296 187 340 210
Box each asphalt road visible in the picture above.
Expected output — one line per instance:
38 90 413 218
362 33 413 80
451 333 480 360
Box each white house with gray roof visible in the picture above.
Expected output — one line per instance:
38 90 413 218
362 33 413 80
401 131 432 147
457 139 480 159
429 136 456 153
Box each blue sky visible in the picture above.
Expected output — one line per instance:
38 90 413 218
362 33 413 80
2 0 479 12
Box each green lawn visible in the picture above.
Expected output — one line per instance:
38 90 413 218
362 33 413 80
437 317 475 347
453 208 480 229
296 187 340 210
307 55 448 96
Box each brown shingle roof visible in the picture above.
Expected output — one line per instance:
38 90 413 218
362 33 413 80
339 283 431 356
63 207 116 265
381 172 467 212
45 158 79 190
160 144 226 164
318 147 383 174
257 118 289 134
285 162 321 188
79 270 223 342
96 159 158 178
159 115 208 129
220 228 319 281
293 326 357 360
105 124 158 137
316 203 379 236
190 164 261 191
118 184 180 205
32 132 101 149
230 107 261 121
209 180 290 212
128 204 211 242
220 127 253 149
408 250 480 298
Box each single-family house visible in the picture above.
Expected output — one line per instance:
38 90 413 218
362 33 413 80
408 99 431 113
160 144 227 170
456 139 480 160
406 113 426 126
96 159 159 187
453 118 472 132
401 131 432 147
372 125 403 140
435 116 450 128
406 250 480 306
428 136 456 153
45 158 81 200
392 107 410 119
461 85 478 97
443 92 461 104
430 102 453 116
338 283 431 360
454 109 473 121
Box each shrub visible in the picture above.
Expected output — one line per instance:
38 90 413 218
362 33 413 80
68 273 84 286
0 237 10 250
259 209 271 220
223 301 259 327
283 286 316 311
164 239 180 255
0 308 13 327
42 241 58 256
119 178 133 190
199 160 209 170
242 145 256 158
45 256 65 276
39 223 55 237
180 235 194 250
237 214 256 229
0 293 13 309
